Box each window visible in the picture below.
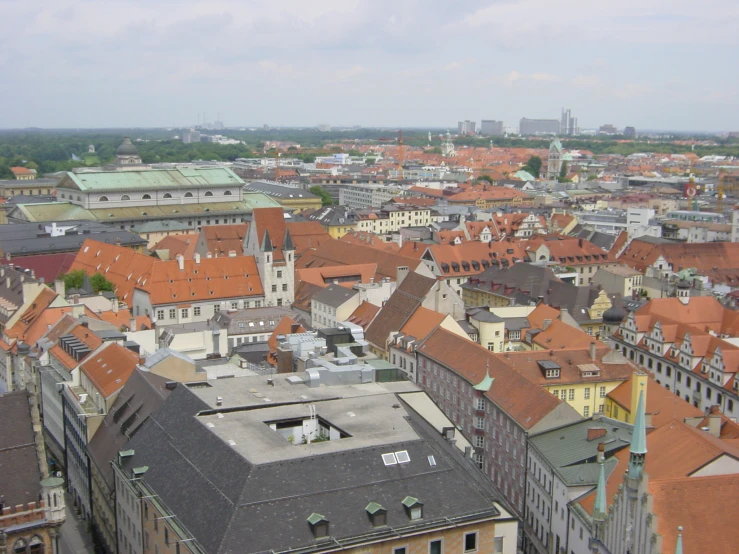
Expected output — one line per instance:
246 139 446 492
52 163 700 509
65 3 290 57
276 270 282 278
214 305 220 314
277 299 283 306
599 386 606 398
231 302 238 310
224 190 233 195
568 389 575 401
194 306 201 316
156 309 164 320
475 436 484 448
169 308 176 319
282 284 288 292
474 417 484 429
475 397 485 411
165 527 169 546
204 191 214 197
272 285 277 293
121 194 130 201
429 539 442 554
163 193 173 199
598 404 604 413
184 192 193 198
181 308 189 318
493 537 504 554
583 406 590 417
464 532 478 552
142 194 151 200
394 548 407 554
99 195 109 202
584 388 591 399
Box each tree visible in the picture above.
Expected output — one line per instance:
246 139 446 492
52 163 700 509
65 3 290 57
476 175 494 184
309 185 334 206
62 270 86 291
558 161 571 182
524 155 542 177
90 273 115 293
365 157 376 165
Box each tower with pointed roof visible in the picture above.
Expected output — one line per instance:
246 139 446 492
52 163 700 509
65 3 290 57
546 138 563 180
243 207 295 307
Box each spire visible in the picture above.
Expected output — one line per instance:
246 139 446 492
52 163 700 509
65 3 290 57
674 526 683 554
592 455 607 522
628 389 647 479
260 230 274 253
282 229 295 252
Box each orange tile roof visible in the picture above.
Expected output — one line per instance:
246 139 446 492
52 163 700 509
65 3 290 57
97 309 153 331
417 328 567 429
4 288 62 341
286 221 331 256
346 301 380 330
296 264 377 289
80 343 139 398
10 166 35 175
503 346 632 388
266 316 305 366
398 307 446 341
50 323 103 370
339 231 401 253
152 234 199 259
524 235 611 266
617 239 739 274
650 474 739 554
200 224 248 257
296 239 423 281
466 221 501 241
397 241 429 259
607 372 703 428
408 186 445 198
428 239 527 278
447 187 532 204
491 213 545 236
252 207 288 262
531 319 599 350
525 304 561 330
436 230 467 245
70 239 264 307
392 196 436 207
550 214 576 232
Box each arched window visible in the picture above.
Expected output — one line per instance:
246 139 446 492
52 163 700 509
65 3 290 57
184 192 193 198
76 196 81 201
98 196 109 202
13 539 27 553
204 191 213 197
121 195 130 201
224 190 232 196
142 194 151 200
29 536 44 553
163 193 173 199
60 194 65 199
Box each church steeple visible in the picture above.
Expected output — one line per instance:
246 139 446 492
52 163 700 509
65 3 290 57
628 389 647 479
260 230 274 253
674 526 684 554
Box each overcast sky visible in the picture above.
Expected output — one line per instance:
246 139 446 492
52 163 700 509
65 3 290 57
2 0 738 131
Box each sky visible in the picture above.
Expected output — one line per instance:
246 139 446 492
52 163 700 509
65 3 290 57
2 0 738 132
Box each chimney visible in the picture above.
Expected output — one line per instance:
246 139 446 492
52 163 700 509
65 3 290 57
53 278 65 298
579 238 583 247
588 428 607 442
631 371 648 420
596 441 605 462
112 299 119 314
206 251 212 258
194 253 201 264
129 317 137 332
138 354 146 366
590 341 597 361
228 250 237 258
176 254 185 270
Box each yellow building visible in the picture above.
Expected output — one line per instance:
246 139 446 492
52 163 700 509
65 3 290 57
356 206 432 235
504 345 633 418
306 206 358 238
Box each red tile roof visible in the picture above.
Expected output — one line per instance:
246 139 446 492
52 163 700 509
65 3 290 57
152 234 199 259
252 208 288 262
296 264 377 289
266 316 305 366
339 231 401 252
428 240 527 278
286 221 331 256
0 253 75 283
200 224 248 257
346 301 380 330
80 343 139 398
618 239 739 274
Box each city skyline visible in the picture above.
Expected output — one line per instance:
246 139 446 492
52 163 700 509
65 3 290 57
2 0 738 131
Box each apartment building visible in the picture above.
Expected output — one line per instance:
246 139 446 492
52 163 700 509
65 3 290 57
415 328 581 517
339 183 400 209
611 295 739 420
355 206 433 235
524 236 615 286
591 265 643 298
112 376 520 554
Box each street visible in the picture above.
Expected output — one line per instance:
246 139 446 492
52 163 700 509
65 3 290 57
59 495 95 554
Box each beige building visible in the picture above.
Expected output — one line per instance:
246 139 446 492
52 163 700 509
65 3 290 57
356 206 433 235
592 265 643 298
311 284 360 329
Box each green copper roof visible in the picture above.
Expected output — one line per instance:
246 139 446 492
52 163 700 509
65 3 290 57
550 138 563 153
59 167 244 192
307 513 326 525
513 170 535 182
474 365 494 392
365 502 386 515
674 526 684 554
592 461 607 521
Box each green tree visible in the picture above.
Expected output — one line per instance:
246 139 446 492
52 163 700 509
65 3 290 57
90 273 115 293
476 175 494 184
62 270 86 291
309 185 334 206
524 155 542 177
365 157 376 165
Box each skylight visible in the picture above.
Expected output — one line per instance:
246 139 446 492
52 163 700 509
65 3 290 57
382 453 398 466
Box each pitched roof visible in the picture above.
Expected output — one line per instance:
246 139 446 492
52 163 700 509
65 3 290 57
649 474 739 554
339 231 401 252
365 273 438 349
530 319 599 350
345 301 381 330
607 373 703 428
429 240 527 278
152 233 199 259
4 288 63 342
58 166 243 192
252 207 289 262
296 264 377 289
417 328 568 429
80 343 140 398
0 252 76 283
266 316 306 365
398 307 445 340
0 390 42 506
285 221 331 256
312 283 359 308
49 323 104 370
296 239 423 281
618 238 739 274
200 224 248 257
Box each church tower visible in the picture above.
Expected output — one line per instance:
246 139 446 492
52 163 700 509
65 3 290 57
547 138 563 179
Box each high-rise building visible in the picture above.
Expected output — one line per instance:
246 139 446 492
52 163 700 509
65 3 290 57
480 120 504 136
560 108 578 135
182 129 201 144
457 120 476 135
624 126 636 138
598 124 618 135
519 117 560 135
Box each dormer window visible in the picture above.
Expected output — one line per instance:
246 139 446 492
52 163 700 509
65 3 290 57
402 496 423 520
307 513 329 539
366 502 387 527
